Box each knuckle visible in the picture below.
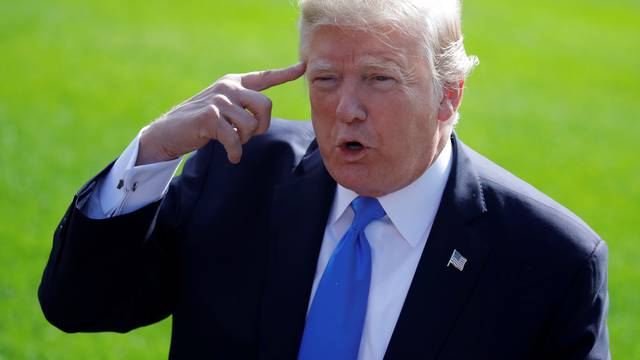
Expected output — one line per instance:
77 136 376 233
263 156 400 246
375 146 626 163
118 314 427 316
259 116 272 133
258 123 270 135
247 116 259 132
203 103 218 118
260 70 272 80
212 79 235 93
211 94 230 107
256 97 272 114
201 107 220 134
219 74 238 83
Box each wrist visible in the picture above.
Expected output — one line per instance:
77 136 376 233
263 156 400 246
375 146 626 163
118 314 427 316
136 124 177 165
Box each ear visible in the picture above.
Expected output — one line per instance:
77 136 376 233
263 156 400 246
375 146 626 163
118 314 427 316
437 80 464 121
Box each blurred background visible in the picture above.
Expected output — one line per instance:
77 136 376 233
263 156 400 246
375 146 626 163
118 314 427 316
1 0 638 358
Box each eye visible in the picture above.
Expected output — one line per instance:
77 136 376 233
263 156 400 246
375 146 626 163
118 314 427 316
311 76 338 90
368 74 397 90
373 75 393 82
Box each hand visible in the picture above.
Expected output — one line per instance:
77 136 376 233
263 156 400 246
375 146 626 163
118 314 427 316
137 62 306 165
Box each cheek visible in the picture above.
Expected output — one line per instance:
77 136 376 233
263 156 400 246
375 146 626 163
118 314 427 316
309 90 339 134
309 88 336 113
372 96 434 155
368 95 413 134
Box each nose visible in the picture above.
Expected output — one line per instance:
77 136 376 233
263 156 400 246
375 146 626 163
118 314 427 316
335 80 366 124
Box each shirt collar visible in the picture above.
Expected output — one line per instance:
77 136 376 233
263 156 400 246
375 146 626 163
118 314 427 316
327 139 453 248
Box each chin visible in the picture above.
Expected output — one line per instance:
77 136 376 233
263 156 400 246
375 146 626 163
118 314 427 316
326 163 388 197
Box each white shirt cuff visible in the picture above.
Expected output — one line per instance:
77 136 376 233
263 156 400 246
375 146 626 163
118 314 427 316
86 127 183 219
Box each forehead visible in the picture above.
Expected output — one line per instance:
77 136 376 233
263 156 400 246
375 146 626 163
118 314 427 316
306 25 422 70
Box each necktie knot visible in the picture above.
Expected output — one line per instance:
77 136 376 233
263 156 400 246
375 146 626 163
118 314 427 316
351 196 386 231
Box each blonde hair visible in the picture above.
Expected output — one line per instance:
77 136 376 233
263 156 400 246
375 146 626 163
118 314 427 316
297 0 478 122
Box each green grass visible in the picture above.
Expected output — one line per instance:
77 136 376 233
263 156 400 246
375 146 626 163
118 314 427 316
1 0 638 358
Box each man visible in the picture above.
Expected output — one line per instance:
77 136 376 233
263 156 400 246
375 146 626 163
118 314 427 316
39 0 610 359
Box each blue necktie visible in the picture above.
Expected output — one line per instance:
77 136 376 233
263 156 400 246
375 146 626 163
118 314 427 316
298 196 386 360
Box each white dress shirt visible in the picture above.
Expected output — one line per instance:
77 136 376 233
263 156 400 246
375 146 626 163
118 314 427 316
86 133 452 360
85 128 183 219
312 141 452 360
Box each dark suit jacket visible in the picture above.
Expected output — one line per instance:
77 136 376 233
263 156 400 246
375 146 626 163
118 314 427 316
39 119 609 359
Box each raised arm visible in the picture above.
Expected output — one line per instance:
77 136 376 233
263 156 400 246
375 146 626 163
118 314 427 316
38 63 306 333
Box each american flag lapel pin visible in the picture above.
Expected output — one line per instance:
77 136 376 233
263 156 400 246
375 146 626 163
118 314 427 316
447 249 467 271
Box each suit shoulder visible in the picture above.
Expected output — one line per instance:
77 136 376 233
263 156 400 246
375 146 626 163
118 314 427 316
264 118 315 140
461 143 603 261
244 118 315 167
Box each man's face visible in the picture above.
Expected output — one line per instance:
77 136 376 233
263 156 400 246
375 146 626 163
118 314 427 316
306 26 448 197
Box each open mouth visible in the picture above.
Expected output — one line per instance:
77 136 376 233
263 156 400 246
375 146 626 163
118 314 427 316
344 141 364 150
338 140 368 161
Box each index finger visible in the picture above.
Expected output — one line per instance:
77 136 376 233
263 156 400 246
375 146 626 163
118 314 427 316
241 62 306 92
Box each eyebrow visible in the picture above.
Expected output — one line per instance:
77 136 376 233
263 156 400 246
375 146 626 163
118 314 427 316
307 55 412 81
357 56 406 73
306 60 335 73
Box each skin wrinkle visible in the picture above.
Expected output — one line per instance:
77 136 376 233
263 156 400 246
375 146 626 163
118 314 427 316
307 54 424 101
303 24 434 105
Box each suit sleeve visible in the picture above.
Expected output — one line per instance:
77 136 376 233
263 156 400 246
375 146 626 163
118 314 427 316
540 240 610 360
38 144 212 333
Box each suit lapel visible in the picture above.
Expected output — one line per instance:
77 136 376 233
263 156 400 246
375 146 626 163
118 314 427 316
258 142 337 359
384 134 491 359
